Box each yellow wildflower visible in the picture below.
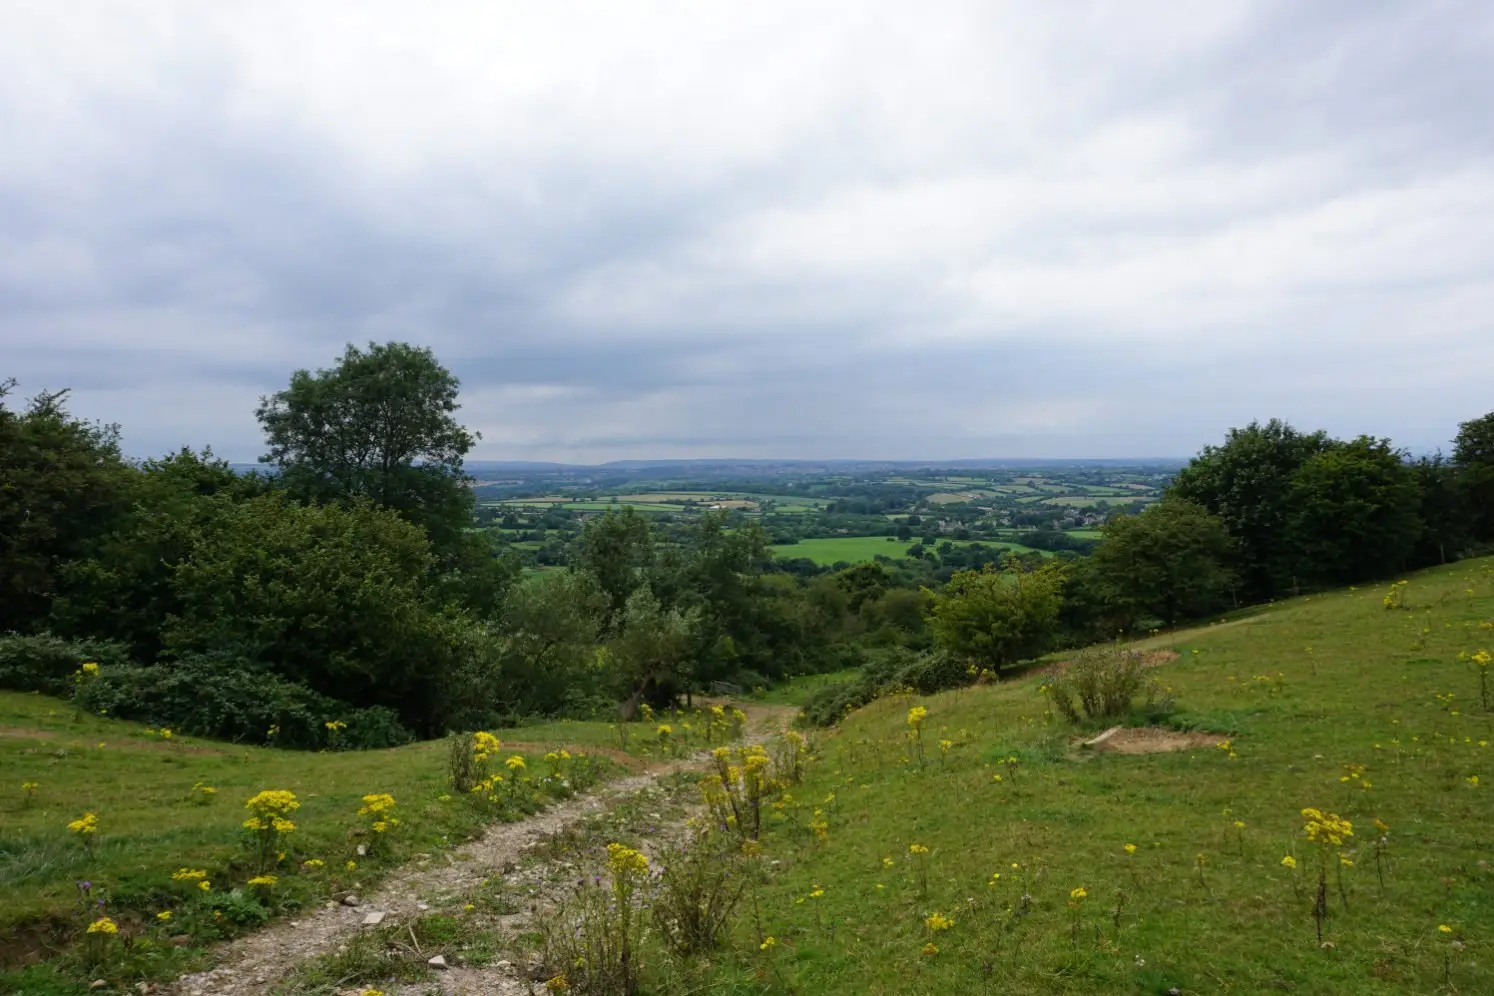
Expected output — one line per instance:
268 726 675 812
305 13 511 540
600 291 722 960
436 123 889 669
86 917 117 934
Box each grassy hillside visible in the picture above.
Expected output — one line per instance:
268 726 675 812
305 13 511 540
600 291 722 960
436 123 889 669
0 697 665 989
697 558 1494 994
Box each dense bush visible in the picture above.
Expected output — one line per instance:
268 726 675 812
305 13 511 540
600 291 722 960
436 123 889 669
800 648 971 726
0 632 134 696
1044 647 1169 725
73 652 411 749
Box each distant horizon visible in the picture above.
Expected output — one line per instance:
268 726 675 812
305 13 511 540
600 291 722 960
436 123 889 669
219 455 1188 472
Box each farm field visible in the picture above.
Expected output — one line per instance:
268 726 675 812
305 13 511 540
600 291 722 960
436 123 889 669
692 557 1494 994
772 536 1052 565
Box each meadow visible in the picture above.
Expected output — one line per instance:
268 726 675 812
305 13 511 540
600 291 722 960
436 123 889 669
771 536 1051 566
0 697 697 991
686 557 1494 994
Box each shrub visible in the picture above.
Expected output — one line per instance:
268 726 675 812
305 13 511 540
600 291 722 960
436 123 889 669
651 831 747 956
1045 647 1169 724
0 633 134 696
73 652 411 749
542 843 651 995
799 649 972 727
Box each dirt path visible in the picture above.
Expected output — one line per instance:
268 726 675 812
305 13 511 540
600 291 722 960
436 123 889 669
169 704 800 996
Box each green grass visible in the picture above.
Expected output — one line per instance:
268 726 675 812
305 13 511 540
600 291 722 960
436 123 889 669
771 536 916 565
691 558 1494 994
0 696 652 983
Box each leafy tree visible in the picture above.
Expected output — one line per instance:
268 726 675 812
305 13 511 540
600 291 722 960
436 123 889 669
834 562 893 613
1090 498 1236 627
161 494 456 733
255 342 478 550
1284 437 1422 585
1454 411 1494 540
926 563 1066 673
0 382 130 633
609 588 698 713
573 508 655 629
1410 454 1471 565
488 570 608 717
1169 419 1334 599
49 448 255 660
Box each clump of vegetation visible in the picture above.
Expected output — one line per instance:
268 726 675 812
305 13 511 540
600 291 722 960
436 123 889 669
542 843 653 996
1044 647 1170 725
651 830 749 956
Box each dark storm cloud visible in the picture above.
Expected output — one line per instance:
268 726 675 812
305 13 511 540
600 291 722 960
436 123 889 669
1 1 1491 460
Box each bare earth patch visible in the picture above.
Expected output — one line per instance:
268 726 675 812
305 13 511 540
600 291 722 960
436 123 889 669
1082 726 1227 755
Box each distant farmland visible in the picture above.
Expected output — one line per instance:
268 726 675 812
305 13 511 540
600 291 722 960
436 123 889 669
771 536 1053 566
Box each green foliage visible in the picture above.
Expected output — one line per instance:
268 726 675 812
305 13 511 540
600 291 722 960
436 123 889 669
1454 410 1494 540
651 831 749 956
609 587 699 711
1044 647 1168 724
72 653 412 749
160 493 456 734
926 563 1067 672
1169 418 1335 600
0 633 133 696
574 507 656 628
1284 436 1422 585
255 341 478 551
487 570 609 718
47 448 258 661
800 649 970 726
1410 455 1472 565
0 382 130 634
1091 497 1236 627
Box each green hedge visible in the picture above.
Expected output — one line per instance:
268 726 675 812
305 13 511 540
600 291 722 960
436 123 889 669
0 632 134 696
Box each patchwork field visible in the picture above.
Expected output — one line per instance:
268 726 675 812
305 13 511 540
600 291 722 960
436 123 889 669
772 536 1051 565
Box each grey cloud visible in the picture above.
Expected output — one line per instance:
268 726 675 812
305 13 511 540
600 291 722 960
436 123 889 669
1 1 1491 461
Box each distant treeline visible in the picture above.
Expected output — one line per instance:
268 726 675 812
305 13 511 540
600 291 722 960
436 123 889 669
4 346 1491 743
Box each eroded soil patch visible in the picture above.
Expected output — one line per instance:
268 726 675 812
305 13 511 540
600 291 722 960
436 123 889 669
1082 725 1227 755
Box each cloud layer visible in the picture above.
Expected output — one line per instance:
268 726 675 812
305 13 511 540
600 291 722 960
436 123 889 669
3 1 1492 461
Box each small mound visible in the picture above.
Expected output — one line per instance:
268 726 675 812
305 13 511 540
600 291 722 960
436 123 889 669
1082 725 1226 755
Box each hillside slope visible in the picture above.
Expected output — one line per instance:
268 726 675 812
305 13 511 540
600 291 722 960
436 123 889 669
700 558 1494 994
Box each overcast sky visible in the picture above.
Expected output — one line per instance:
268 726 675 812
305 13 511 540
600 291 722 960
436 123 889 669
3 1 1492 462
